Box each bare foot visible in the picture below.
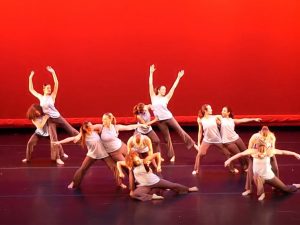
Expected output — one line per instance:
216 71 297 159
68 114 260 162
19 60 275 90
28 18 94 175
192 170 198 175
188 187 199 192
56 159 64 165
22 158 28 163
170 156 175 162
67 182 74 189
120 183 127 189
292 184 300 189
230 168 239 174
63 153 69 159
258 193 265 201
242 190 252 196
152 194 164 200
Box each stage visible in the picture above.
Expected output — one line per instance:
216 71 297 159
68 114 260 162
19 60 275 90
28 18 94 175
0 126 299 225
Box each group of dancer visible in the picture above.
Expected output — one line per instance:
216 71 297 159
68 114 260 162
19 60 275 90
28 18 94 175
24 65 300 201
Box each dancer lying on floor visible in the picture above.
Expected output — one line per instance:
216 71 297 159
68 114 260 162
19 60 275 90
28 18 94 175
224 139 300 201
117 151 198 201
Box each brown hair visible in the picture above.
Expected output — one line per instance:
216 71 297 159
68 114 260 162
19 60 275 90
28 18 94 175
133 103 145 117
26 104 44 120
79 121 90 148
198 104 209 118
223 106 234 118
125 151 139 168
154 85 164 95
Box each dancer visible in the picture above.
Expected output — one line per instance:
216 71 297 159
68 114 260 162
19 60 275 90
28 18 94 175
217 106 261 172
243 126 279 196
224 139 300 201
22 104 64 165
149 64 197 162
193 104 235 175
133 103 161 154
93 113 147 165
117 151 198 201
53 121 125 189
28 66 79 162
127 133 161 170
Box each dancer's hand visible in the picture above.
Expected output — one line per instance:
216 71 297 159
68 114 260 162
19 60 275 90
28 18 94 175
150 64 156 73
177 70 184 78
119 172 125 178
46 66 55 74
294 153 300 160
29 71 35 77
224 159 231 167
52 141 60 146
255 118 262 122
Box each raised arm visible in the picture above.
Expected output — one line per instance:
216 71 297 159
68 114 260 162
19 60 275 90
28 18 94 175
28 71 42 99
46 66 58 100
32 115 49 129
149 64 156 97
234 118 262 125
224 149 253 167
165 70 184 101
273 149 300 160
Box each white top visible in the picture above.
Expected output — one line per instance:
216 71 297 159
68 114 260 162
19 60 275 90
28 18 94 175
131 135 149 154
40 95 60 118
100 125 122 153
252 157 275 180
151 95 173 120
34 117 49 137
201 116 222 143
86 131 109 159
136 111 153 134
133 164 160 186
220 118 239 143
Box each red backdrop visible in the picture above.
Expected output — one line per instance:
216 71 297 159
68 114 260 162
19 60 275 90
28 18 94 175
0 0 300 119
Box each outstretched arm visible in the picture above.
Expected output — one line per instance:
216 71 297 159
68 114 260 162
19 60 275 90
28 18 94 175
224 149 253 167
32 115 49 129
273 149 300 160
52 133 81 145
46 66 58 100
234 118 262 125
28 71 42 99
149 64 156 97
165 70 184 101
116 123 147 131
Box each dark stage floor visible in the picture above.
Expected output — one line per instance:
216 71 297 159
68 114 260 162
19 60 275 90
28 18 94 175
0 126 300 225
